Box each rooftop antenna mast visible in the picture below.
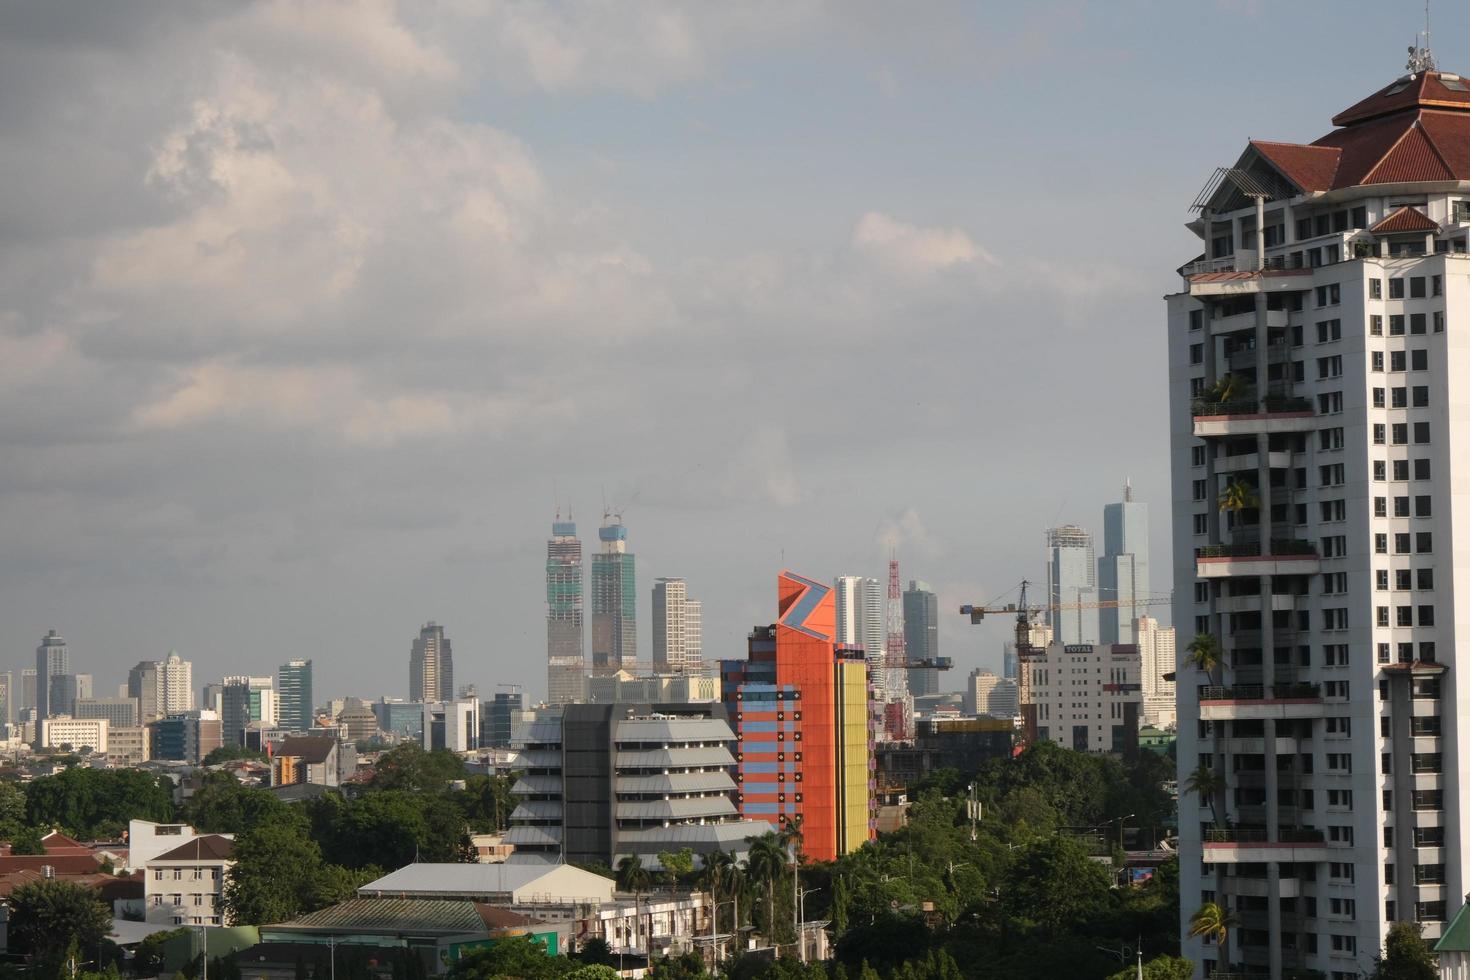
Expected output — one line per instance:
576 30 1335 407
1408 0 1436 74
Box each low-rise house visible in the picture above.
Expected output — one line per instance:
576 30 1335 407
142 834 234 927
270 735 354 788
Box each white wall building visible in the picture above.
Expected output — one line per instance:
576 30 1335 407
423 697 480 753
1024 641 1141 754
142 834 234 927
1136 617 1178 729
963 669 1020 718
834 575 888 695
37 716 107 754
652 578 702 673
1169 58 1470 978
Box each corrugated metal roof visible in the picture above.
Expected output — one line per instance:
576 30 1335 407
614 747 735 768
511 775 563 795
618 820 775 847
613 718 734 742
615 798 738 820
616 772 735 794
509 800 563 821
268 899 538 936
361 863 581 897
503 826 563 847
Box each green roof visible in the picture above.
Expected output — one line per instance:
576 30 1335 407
1435 903 1470 952
265 899 537 938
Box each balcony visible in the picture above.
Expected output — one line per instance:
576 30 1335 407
1187 267 1314 298
1215 449 1294 474
1192 397 1316 438
1199 683 1324 721
1196 542 1320 579
1216 593 1302 615
1212 309 1290 338
1202 827 1331 863
1231 875 1302 899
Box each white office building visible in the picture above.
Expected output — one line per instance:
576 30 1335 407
1169 53 1470 978
1046 526 1100 645
1023 641 1141 755
834 575 888 695
1135 617 1177 729
652 578 702 673
423 697 480 753
962 669 1020 718
37 716 107 755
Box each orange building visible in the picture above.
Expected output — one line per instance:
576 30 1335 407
721 571 874 862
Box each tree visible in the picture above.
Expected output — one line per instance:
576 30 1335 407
370 744 466 793
453 774 515 833
1374 921 1437 980
182 773 306 835
744 833 787 944
572 938 616 967
312 790 467 869
1106 955 1193 980
24 768 174 839
7 879 113 968
1184 633 1224 685
133 928 190 977
646 952 707 980
656 849 694 889
445 935 564 980
1218 477 1259 518
566 967 622 980
1182 764 1224 829
200 745 268 767
9 825 45 855
999 835 1112 936
1187 901 1238 958
222 821 326 925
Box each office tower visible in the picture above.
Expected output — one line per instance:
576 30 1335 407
483 690 523 748
963 669 1019 717
720 571 873 862
1024 638 1142 753
409 622 453 703
1099 486 1151 645
129 653 194 723
19 669 35 718
34 629 68 722
421 697 479 753
149 710 222 764
546 518 586 704
1168 56 1470 973
506 702 770 867
0 671 11 725
652 578 702 673
590 518 635 673
372 699 424 739
277 660 313 733
903 580 939 697
74 697 140 729
834 575 887 696
335 698 379 743
219 676 276 746
1045 525 1099 645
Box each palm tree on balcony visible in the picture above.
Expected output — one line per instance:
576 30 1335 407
1184 764 1225 829
1217 478 1260 531
1186 632 1224 687
1209 372 1245 404
1188 900 1239 966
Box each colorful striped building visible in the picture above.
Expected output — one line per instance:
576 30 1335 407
720 570 874 862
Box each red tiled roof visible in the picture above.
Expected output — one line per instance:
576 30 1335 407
1370 206 1439 234
153 835 234 863
0 855 103 876
1250 141 1341 192
474 904 540 929
275 736 336 765
1334 72 1470 127
1363 121 1453 183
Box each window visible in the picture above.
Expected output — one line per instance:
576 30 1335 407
1414 422 1430 444
1390 277 1405 298
1434 310 1445 332
1419 605 1435 626
1396 569 1412 590
1412 349 1428 371
1417 568 1434 590
1193 582 1209 602
1317 320 1342 343
1371 314 1384 335
1391 351 1406 372
1378 606 1391 626
1190 343 1203 365
1374 460 1387 481
1392 387 1408 408
1395 533 1411 554
1370 278 1383 299
1323 608 1349 630
1327 752 1352 772
1394 495 1411 517
1189 309 1203 330
1432 274 1443 296
1372 351 1385 372
1192 513 1208 535
1414 458 1431 480
1317 355 1342 378
1390 314 1406 336
1192 479 1207 500
1410 276 1426 298
1392 423 1408 445
1374 423 1387 445
1415 826 1445 847
1325 644 1350 666
1192 445 1207 466
1321 535 1347 558
1319 391 1343 414
1319 499 1346 522
1373 387 1386 407
1394 459 1410 480
1316 284 1341 306
1411 312 1426 334
1320 464 1345 486
1418 902 1448 923
1397 606 1414 626
1412 716 1440 736
1417 531 1433 553
1376 569 1389 590
1375 533 1388 554
1320 427 1344 450
1413 494 1431 517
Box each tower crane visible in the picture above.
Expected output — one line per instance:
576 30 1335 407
959 581 1173 746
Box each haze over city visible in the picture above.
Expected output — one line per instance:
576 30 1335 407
4 0 1464 700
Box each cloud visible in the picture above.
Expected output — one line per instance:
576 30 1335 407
876 508 940 559
852 211 998 276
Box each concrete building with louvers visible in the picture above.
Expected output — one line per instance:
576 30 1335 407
506 703 770 868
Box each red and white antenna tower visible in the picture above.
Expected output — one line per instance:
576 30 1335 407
885 553 906 697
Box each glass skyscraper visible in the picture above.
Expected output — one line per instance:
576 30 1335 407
590 519 635 673
277 659 313 732
546 518 585 703
1098 486 1150 645
1045 525 1099 645
903 580 940 696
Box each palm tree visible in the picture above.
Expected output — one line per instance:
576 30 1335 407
1218 477 1259 519
700 849 736 942
1183 764 1225 829
776 815 804 860
1210 372 1244 403
616 854 653 953
1185 632 1224 687
745 833 787 946
1188 900 1238 960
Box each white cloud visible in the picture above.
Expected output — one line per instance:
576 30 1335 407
876 507 940 558
852 211 997 275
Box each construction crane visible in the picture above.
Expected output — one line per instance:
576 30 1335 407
959 580 1173 746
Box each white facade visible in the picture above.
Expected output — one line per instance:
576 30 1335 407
963 669 1020 717
142 835 234 927
38 716 107 754
423 697 480 753
1024 641 1141 754
652 578 702 673
834 575 887 694
585 672 720 704
1046 526 1100 645
130 654 194 723
1169 67 1470 978
1136 617 1177 729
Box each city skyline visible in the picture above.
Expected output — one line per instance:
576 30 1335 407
5 4 1464 702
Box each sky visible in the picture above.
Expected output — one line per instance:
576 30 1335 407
4 0 1468 704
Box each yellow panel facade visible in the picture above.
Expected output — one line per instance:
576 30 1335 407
834 660 872 855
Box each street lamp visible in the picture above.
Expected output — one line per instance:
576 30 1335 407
1109 814 1135 852
796 888 820 963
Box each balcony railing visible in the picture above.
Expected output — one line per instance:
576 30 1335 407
1200 683 1321 701
1196 540 1316 559
1203 827 1326 844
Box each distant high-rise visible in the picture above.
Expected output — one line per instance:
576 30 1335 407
546 518 585 704
590 519 635 673
834 576 886 693
219 676 276 746
129 654 194 723
1046 525 1099 645
652 578 702 673
19 669 36 718
277 660 313 732
34 629 69 722
483 690 523 748
903 580 940 696
409 622 453 703
1099 485 1151 644
0 671 11 725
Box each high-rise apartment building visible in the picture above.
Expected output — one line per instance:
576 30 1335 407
1169 58 1470 977
1135 617 1177 729
720 571 873 863
1099 487 1151 644
590 519 636 673
409 622 453 704
962 669 1019 718
0 671 11 726
277 660 313 733
903 580 940 697
1025 640 1141 754
652 578 702 673
19 669 35 719
1046 526 1099 645
219 676 276 746
834 575 887 695
129 653 194 723
34 629 69 722
546 518 586 704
